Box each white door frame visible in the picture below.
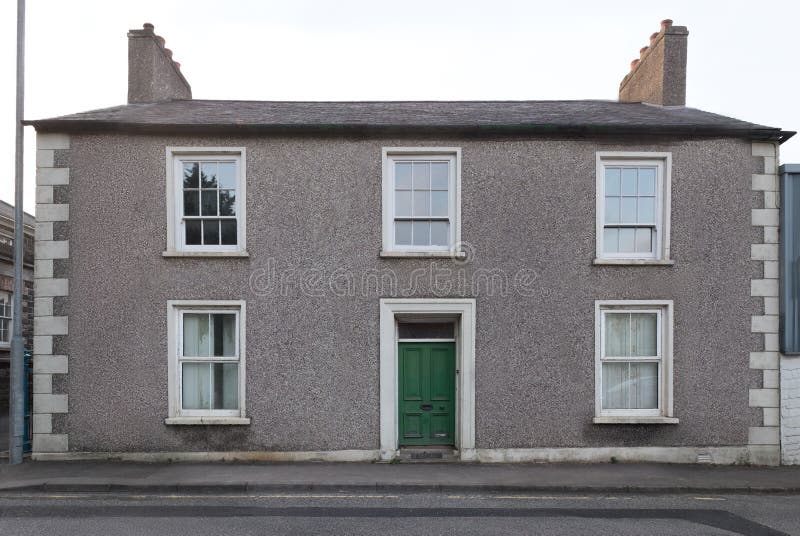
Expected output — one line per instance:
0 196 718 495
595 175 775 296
379 298 476 460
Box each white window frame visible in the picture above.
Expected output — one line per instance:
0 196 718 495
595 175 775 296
381 147 462 257
594 300 677 424
166 300 249 425
595 152 672 264
0 291 11 348
165 147 248 257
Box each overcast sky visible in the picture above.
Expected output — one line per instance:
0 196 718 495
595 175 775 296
1 0 798 214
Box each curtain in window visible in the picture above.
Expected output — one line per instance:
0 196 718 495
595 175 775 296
182 363 211 409
602 362 658 409
216 363 239 410
183 313 209 357
602 312 659 410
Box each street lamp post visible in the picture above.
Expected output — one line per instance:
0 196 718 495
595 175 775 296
10 0 26 464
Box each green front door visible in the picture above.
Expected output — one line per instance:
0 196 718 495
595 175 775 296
398 342 456 446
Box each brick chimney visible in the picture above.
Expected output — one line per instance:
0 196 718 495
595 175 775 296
127 23 191 104
619 19 688 106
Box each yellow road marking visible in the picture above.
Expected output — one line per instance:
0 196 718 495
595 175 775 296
447 495 591 500
0 493 399 500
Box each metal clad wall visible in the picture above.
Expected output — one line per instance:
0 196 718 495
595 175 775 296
780 164 800 354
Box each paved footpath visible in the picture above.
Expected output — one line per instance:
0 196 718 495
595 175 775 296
0 461 799 494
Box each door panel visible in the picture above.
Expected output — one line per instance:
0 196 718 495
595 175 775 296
429 346 453 401
401 348 424 401
398 342 455 446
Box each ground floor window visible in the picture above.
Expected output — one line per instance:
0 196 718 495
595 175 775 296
167 300 246 420
0 291 10 346
594 300 674 422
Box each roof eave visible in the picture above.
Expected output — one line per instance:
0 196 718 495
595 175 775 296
23 119 791 142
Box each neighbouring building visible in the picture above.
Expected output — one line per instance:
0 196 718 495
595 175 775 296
25 20 797 464
0 200 35 447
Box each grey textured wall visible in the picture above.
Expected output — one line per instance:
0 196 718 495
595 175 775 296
59 133 761 452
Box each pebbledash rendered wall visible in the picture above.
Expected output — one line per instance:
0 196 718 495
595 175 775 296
32 131 779 464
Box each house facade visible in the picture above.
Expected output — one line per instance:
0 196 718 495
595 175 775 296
0 201 35 446
27 21 796 464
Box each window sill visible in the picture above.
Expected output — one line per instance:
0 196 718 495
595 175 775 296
593 258 675 266
162 251 250 258
380 250 466 259
164 416 251 426
593 416 679 425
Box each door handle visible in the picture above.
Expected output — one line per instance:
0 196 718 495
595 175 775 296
420 404 433 411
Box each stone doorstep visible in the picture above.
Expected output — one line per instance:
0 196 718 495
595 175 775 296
396 447 460 463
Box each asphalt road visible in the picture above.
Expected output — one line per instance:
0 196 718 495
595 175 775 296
0 491 796 535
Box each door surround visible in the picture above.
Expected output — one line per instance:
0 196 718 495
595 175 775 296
379 298 476 461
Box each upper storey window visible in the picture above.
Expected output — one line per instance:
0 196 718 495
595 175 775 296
166 148 247 257
596 152 672 264
381 148 461 257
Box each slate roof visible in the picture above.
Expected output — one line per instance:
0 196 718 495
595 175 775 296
26 99 793 141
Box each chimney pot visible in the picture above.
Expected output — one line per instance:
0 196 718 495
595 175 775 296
660 19 673 31
174 62 181 70
157 36 165 47
630 59 639 70
143 23 154 31
165 48 173 58
639 46 649 58
650 32 659 45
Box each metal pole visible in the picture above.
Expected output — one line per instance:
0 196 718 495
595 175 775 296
10 0 26 464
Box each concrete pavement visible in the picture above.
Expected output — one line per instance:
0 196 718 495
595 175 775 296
0 461 799 494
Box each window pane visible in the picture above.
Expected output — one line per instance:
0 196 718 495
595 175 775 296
183 162 199 188
618 228 635 252
638 168 655 195
430 221 449 246
200 162 218 188
635 228 652 253
431 191 448 217
412 221 430 246
398 322 454 339
217 162 236 189
185 220 202 245
605 168 620 196
395 221 412 245
182 363 211 410
183 313 210 357
0 318 9 343
638 197 655 223
395 162 412 189
413 191 430 217
202 191 218 216
183 191 199 216
621 168 637 195
605 313 630 357
603 228 618 253
213 363 239 410
219 190 236 216
605 198 620 224
395 191 412 217
413 162 430 189
602 362 658 409
620 198 637 223
203 219 220 245
431 162 449 189
220 220 237 245
212 313 236 357
631 313 657 356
